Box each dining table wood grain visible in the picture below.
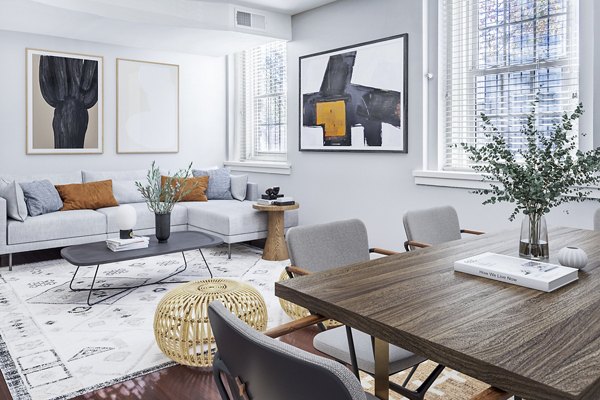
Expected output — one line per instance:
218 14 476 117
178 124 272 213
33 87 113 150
275 227 600 400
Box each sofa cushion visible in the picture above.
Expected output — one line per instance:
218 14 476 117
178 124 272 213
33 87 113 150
7 210 106 245
55 180 119 211
185 200 298 236
0 179 28 221
161 176 209 202
230 175 248 201
97 203 188 233
82 170 147 183
112 180 145 204
1 171 82 185
82 171 147 204
20 180 64 216
193 167 233 200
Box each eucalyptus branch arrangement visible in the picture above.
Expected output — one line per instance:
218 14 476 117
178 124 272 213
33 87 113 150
136 161 196 215
460 100 600 222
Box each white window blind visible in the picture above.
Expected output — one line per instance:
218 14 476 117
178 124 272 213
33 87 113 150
236 41 287 162
443 0 579 170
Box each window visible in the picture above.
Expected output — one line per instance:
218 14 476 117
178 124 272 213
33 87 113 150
443 0 579 170
232 41 288 163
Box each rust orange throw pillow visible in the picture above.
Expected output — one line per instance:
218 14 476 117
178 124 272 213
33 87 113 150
55 180 119 211
161 175 209 202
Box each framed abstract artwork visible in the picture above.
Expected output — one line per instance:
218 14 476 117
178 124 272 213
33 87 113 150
26 49 103 154
117 58 179 153
299 34 408 152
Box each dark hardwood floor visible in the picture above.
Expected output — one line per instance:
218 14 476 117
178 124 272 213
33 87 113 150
0 246 323 400
73 327 320 400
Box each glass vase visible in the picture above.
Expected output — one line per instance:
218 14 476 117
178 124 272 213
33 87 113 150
519 213 549 260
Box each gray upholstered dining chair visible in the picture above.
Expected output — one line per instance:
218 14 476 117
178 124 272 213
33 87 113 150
402 205 484 251
208 301 377 400
285 219 444 400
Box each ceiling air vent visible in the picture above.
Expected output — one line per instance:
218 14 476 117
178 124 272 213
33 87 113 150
235 10 266 30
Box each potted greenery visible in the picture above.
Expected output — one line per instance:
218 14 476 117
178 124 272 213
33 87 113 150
461 100 600 260
136 162 195 242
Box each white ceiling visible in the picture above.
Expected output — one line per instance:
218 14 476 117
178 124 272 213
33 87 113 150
205 0 338 15
0 0 336 56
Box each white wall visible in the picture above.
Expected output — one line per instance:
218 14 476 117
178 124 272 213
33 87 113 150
0 30 227 175
595 1 600 148
243 0 600 251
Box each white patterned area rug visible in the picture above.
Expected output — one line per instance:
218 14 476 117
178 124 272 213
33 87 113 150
0 244 289 400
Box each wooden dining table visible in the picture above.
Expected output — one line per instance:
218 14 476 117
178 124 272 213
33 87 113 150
275 227 600 400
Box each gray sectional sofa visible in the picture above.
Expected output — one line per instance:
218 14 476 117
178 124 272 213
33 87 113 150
0 169 299 269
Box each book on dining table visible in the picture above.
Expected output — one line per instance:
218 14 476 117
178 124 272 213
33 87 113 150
453 252 578 292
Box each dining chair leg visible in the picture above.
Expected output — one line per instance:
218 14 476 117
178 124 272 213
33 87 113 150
317 321 327 331
213 355 233 400
374 338 390 400
345 326 360 378
402 363 420 387
388 363 445 400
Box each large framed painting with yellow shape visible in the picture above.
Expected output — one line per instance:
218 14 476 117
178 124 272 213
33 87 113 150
299 34 408 152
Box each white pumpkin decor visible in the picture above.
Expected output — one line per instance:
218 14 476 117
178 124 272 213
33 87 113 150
557 246 588 270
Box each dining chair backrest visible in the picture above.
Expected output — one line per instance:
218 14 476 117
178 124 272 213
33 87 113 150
286 219 370 273
403 205 462 245
208 301 367 400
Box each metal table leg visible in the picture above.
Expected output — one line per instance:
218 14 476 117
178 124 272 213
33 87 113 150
198 248 213 279
69 249 216 306
374 338 390 399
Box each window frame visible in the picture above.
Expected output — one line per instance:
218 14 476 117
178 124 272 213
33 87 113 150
443 0 579 171
416 0 593 189
226 41 290 172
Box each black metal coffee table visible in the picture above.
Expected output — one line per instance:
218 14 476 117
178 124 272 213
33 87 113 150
61 231 223 306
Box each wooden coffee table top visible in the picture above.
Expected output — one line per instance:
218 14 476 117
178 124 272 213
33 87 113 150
252 203 299 212
61 231 223 266
276 227 600 400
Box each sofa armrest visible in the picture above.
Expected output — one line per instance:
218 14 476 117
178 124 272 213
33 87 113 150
246 182 259 201
0 197 6 249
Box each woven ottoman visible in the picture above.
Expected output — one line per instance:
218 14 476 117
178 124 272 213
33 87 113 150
278 270 340 328
154 278 267 367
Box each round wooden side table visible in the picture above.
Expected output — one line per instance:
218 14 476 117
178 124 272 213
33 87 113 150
252 203 300 261
153 279 267 368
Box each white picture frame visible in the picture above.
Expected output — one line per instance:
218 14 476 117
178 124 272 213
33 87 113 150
117 58 179 153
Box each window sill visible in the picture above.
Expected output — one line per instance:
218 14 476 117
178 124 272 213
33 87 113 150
224 161 292 175
414 170 600 199
413 170 488 189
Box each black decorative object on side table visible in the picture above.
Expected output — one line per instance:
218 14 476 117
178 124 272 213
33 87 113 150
262 186 283 200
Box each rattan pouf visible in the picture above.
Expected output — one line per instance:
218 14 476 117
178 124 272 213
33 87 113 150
154 278 268 367
278 270 340 328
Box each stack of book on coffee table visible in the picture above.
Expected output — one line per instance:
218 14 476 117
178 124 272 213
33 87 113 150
106 236 150 252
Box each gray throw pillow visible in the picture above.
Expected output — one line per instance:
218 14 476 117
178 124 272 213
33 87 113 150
230 175 248 201
0 179 28 221
112 180 145 204
19 180 64 216
192 167 233 200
